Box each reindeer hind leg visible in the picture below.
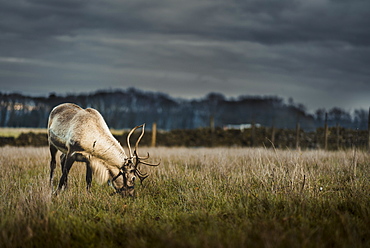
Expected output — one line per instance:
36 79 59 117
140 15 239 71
49 144 58 187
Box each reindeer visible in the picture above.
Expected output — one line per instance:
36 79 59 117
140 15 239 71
47 103 159 197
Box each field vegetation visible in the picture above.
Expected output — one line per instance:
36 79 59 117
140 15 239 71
0 128 47 138
0 127 369 150
0 146 369 247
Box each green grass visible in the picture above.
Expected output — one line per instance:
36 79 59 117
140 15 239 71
0 146 369 247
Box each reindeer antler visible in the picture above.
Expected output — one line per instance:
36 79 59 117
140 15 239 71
135 166 149 184
127 124 160 183
133 124 160 167
126 124 143 158
134 124 149 160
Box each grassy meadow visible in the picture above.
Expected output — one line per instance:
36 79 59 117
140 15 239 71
0 146 369 247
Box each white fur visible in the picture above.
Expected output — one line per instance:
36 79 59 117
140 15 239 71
48 103 128 190
89 158 110 185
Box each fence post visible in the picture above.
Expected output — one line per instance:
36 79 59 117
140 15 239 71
210 115 215 133
295 122 300 149
151 122 157 147
368 107 370 152
209 116 215 147
251 121 256 147
336 123 340 150
324 113 328 150
271 125 276 148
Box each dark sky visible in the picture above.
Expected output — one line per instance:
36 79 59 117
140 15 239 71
1 0 369 112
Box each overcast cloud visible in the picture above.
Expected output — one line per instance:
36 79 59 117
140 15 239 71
0 0 369 112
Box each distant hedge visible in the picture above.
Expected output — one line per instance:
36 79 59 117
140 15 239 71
0 127 368 150
0 132 49 147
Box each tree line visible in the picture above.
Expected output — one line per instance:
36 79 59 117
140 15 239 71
0 88 368 131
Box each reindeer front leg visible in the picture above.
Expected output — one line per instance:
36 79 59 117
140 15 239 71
72 152 92 192
57 152 76 191
85 162 92 192
60 153 66 172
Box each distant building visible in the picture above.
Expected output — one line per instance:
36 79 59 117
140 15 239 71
223 123 261 131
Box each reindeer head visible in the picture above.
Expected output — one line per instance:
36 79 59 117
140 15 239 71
111 124 159 197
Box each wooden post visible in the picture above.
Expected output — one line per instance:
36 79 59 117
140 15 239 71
151 122 157 147
210 115 215 133
271 125 276 148
324 113 328 150
251 121 256 147
336 123 340 150
295 122 300 150
209 116 215 147
368 108 370 152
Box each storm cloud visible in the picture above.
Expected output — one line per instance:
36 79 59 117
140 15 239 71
0 0 369 112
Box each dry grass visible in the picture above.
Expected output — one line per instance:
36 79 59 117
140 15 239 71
0 128 126 138
0 128 47 137
0 146 369 247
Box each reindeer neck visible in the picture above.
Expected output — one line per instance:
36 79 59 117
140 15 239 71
90 133 127 167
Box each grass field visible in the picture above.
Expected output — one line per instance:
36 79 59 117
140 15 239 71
0 146 369 247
